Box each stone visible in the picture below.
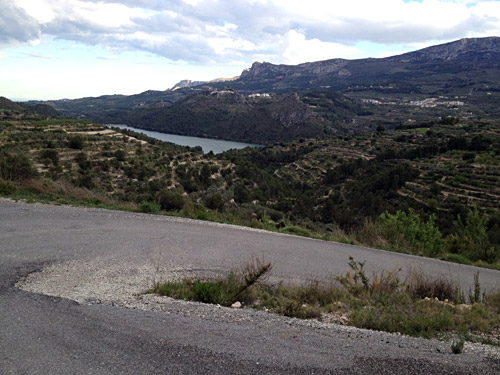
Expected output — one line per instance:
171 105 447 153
231 301 242 309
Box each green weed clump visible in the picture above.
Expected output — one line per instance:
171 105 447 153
149 255 273 307
451 336 465 354
139 201 161 214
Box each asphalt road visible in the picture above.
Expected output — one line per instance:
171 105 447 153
1 200 499 374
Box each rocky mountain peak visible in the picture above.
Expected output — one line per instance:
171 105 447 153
387 36 500 63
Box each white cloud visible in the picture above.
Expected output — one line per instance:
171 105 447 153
2 0 500 64
14 0 56 23
282 31 361 64
22 52 54 58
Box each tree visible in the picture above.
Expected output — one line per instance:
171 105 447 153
445 206 496 262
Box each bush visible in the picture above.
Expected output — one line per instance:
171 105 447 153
0 152 37 181
405 267 458 302
462 152 475 161
234 184 251 203
204 192 225 211
76 172 95 189
68 135 84 150
379 209 443 257
114 149 126 161
0 178 16 195
451 336 465 354
445 207 497 262
157 190 184 211
40 149 59 165
139 201 160 214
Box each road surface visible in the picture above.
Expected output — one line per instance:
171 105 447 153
1 200 499 374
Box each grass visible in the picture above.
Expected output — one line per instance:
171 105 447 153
149 256 500 346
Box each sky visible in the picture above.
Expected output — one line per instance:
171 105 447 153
1 0 500 101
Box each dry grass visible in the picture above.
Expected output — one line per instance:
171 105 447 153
405 265 459 302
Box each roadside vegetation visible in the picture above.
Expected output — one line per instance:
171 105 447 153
1 104 500 269
149 256 500 347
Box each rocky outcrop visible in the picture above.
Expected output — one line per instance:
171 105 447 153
268 93 315 128
387 37 500 63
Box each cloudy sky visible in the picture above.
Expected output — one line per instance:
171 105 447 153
1 0 500 100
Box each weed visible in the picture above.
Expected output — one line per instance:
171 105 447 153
468 272 484 304
280 225 313 238
0 178 16 195
444 253 472 265
149 256 500 343
139 201 160 214
232 255 273 301
150 255 273 307
451 336 465 354
405 266 457 302
335 256 370 296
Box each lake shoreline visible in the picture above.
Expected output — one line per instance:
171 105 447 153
108 124 261 154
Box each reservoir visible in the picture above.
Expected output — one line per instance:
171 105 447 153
111 125 260 154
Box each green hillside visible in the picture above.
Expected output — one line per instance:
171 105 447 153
1 116 499 268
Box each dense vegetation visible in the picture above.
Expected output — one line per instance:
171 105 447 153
1 99 499 268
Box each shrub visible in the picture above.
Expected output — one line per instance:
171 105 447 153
451 336 465 354
68 135 84 149
76 172 95 189
139 201 160 214
0 152 37 181
114 149 126 161
156 189 184 211
234 184 251 203
445 206 497 262
204 192 225 211
0 178 16 195
74 152 91 170
379 209 443 257
40 149 59 165
405 266 458 302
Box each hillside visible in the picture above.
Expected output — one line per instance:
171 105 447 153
125 89 366 143
1 116 499 267
0 96 62 120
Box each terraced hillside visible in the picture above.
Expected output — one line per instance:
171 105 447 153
1 100 499 267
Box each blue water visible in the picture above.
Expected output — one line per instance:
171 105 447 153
111 125 260 154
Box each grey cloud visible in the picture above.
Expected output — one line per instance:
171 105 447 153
290 12 500 46
0 0 41 44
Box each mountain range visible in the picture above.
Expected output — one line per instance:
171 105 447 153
27 37 500 143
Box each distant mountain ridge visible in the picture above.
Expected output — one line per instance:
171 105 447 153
24 36 500 142
387 37 500 63
0 96 62 119
241 37 500 79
